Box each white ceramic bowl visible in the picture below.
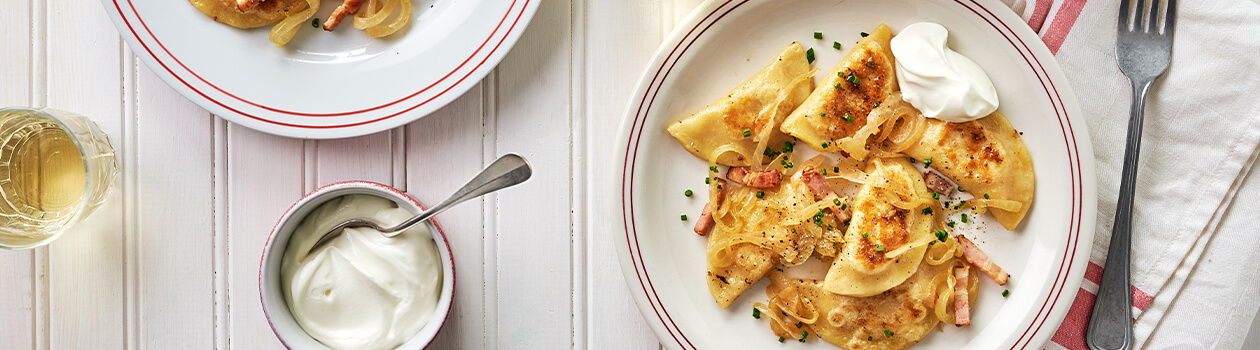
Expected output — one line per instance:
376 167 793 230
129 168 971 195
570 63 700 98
259 181 455 349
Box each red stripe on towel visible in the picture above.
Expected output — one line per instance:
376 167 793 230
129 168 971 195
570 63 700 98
1043 0 1089 54
1085 261 1103 283
1049 287 1094 350
1132 285 1153 311
1028 0 1054 32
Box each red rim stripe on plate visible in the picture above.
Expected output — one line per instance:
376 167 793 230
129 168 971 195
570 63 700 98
621 1 1084 349
113 0 528 128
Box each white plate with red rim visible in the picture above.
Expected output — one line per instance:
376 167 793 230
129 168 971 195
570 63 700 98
614 0 1097 349
101 0 538 139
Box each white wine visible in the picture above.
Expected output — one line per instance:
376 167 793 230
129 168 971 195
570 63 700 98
0 108 116 249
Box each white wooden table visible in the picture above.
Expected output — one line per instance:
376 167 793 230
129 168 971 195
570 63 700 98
9 1 1260 349
0 0 704 348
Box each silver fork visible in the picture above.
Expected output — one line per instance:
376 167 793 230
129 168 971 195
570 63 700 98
1087 0 1176 349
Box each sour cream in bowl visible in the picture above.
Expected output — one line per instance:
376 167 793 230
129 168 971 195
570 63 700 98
260 181 455 350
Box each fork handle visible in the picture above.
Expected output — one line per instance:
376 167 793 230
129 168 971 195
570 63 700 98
1086 80 1151 350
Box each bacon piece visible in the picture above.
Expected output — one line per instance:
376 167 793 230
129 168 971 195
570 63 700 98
801 166 849 225
694 179 726 236
726 167 781 188
957 236 1010 285
923 170 955 198
954 266 971 326
236 0 261 11
694 203 715 235
800 166 832 201
322 0 369 31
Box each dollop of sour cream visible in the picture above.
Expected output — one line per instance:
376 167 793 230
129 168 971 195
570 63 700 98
891 22 999 122
281 194 442 350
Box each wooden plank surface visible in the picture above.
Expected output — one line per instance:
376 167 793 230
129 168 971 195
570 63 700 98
226 124 301 349
44 0 126 347
0 0 37 348
490 0 575 346
583 0 663 348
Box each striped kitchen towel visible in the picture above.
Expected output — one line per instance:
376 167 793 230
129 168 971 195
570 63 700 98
996 0 1260 348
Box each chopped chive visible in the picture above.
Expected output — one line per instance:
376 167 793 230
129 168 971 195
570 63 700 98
884 329 892 337
743 128 751 137
845 71 860 84
710 166 718 173
796 322 804 328
873 102 880 108
922 207 933 215
813 32 823 39
861 32 870 37
868 336 873 341
947 220 956 228
684 189 693 197
821 141 829 148
865 60 876 68
833 198 842 206
935 230 948 242
833 166 840 173
843 114 853 122
958 187 967 192
820 112 827 117
821 168 828 174
756 191 765 198
779 337 786 343
705 177 711 184
800 330 808 342
753 308 761 319
841 203 847 210
923 157 933 166
833 41 842 50
681 214 688 221
861 231 869 239
717 184 722 189
782 141 794 153
961 214 969 223
875 245 885 252
1003 290 1010 297
312 18 320 28
833 82 843 89
932 191 940 199
984 193 991 199
806 48 816 63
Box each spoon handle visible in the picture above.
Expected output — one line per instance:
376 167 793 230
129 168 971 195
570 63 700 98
383 153 533 235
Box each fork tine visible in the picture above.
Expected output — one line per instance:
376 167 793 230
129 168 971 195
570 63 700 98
1133 0 1146 31
1148 0 1161 33
1163 0 1177 36
1119 0 1132 32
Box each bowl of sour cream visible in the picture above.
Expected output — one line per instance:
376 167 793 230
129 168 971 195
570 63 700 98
260 181 455 350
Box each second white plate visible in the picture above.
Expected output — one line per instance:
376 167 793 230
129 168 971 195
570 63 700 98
102 0 538 138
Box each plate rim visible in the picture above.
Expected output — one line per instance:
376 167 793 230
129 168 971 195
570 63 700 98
612 0 1098 348
100 0 540 139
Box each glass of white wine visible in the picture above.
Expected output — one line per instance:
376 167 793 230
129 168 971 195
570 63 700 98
0 107 117 250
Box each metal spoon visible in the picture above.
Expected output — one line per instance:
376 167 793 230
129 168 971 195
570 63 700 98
308 154 532 252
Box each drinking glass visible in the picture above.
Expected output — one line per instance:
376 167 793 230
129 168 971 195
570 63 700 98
0 107 118 250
